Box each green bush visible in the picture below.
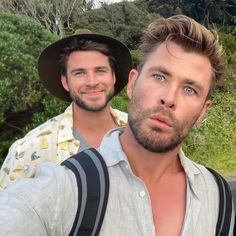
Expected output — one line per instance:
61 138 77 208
219 33 236 91
0 13 61 163
0 13 58 111
183 91 236 176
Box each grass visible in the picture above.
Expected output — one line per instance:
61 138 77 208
183 91 236 178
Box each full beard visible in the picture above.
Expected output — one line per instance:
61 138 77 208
70 87 114 112
128 96 199 153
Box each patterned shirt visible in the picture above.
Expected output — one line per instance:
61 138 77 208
0 128 234 235
0 104 127 189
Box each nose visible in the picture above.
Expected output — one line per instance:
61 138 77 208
160 98 175 109
86 71 98 85
159 87 176 109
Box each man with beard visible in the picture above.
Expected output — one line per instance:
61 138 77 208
0 30 132 188
0 15 234 235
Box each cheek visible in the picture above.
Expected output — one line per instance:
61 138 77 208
133 80 154 97
177 105 204 128
72 77 85 86
98 75 115 85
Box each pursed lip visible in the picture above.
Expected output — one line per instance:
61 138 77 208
149 114 173 128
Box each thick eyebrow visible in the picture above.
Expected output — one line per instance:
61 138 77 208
148 65 171 77
70 66 110 74
148 65 204 92
71 68 84 74
95 66 110 71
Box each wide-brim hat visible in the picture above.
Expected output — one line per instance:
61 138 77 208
38 30 132 102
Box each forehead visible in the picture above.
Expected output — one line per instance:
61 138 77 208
68 50 108 60
67 50 110 67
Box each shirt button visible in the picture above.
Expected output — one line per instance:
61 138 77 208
139 190 146 197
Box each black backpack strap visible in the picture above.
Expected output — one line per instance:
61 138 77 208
207 167 233 236
61 148 109 236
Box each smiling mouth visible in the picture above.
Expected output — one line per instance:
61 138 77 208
83 91 103 96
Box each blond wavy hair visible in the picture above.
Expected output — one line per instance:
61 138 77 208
138 15 224 97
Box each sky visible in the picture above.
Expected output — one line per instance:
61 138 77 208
93 0 132 8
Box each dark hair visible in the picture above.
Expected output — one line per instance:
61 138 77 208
59 39 116 76
138 15 224 97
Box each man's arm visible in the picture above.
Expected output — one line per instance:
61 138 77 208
0 162 78 235
0 190 48 235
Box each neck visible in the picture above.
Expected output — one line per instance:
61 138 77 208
72 102 118 148
120 125 183 184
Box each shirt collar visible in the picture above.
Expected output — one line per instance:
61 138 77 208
110 108 127 127
178 149 202 199
57 104 127 145
98 128 127 167
57 103 74 144
99 129 202 198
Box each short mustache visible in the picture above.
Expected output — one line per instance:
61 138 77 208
144 107 176 123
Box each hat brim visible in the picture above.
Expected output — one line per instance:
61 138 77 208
38 33 132 102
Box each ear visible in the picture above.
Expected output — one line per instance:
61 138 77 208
127 69 138 99
112 72 116 85
61 75 69 92
194 100 212 126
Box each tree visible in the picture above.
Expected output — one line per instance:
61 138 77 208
145 0 236 32
72 1 153 49
0 0 88 37
0 13 66 162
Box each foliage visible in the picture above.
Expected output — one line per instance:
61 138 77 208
0 12 61 162
183 91 236 176
146 0 236 32
112 86 129 113
71 1 153 49
219 33 236 91
220 33 236 65
23 95 67 133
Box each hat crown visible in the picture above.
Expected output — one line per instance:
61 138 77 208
74 29 92 35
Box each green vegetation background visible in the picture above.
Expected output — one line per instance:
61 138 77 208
0 0 235 177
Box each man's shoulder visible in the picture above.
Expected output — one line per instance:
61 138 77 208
25 113 63 138
22 104 72 139
37 162 77 186
6 112 64 159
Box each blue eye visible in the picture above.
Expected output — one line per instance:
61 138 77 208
154 74 165 81
184 86 196 94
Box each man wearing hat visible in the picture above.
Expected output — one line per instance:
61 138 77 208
0 30 132 188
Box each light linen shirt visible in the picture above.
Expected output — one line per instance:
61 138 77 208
0 129 234 235
0 104 127 189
